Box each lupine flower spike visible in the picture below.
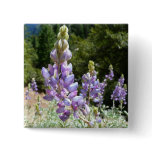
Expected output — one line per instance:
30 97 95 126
42 25 87 122
81 62 114 106
111 74 127 113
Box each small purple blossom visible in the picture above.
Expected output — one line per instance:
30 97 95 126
25 79 38 100
59 110 71 121
60 49 72 63
56 102 65 113
118 74 125 87
31 78 38 92
25 90 31 100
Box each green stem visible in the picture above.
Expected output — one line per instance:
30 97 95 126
112 100 115 114
78 115 91 127
120 101 123 115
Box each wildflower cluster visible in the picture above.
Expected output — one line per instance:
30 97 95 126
111 74 127 104
81 61 114 106
25 78 38 100
38 25 128 127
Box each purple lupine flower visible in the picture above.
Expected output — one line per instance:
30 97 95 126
118 74 125 87
25 90 31 100
56 102 65 113
25 79 38 100
59 110 70 121
119 87 127 102
41 25 83 122
81 62 114 106
31 78 38 92
111 75 127 104
111 85 122 101
96 117 102 123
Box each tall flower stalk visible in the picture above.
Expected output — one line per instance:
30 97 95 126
42 25 90 124
81 61 114 106
111 74 127 113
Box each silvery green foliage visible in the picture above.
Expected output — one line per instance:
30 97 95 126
24 100 128 128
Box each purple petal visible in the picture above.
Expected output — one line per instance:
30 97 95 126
43 95 53 101
73 111 79 119
68 63 72 73
48 64 54 76
68 91 77 99
93 98 100 103
68 82 78 92
56 107 65 113
50 49 58 62
50 76 58 86
72 96 84 106
64 110 70 116
41 67 50 79
59 114 69 121
72 96 83 102
63 98 71 106
46 89 56 96
96 117 102 123
64 74 74 87
60 49 72 62
72 101 78 111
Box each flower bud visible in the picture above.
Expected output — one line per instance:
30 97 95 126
57 39 62 50
121 74 124 78
32 78 35 82
65 33 69 40
109 64 113 70
88 60 95 74
28 83 31 90
57 33 61 40
59 25 68 33
93 107 98 115
124 84 127 90
62 39 69 50
58 25 69 40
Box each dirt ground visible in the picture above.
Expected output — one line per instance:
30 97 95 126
24 87 49 108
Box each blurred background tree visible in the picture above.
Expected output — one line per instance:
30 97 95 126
24 24 128 110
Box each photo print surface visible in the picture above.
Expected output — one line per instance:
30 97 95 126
24 24 128 128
